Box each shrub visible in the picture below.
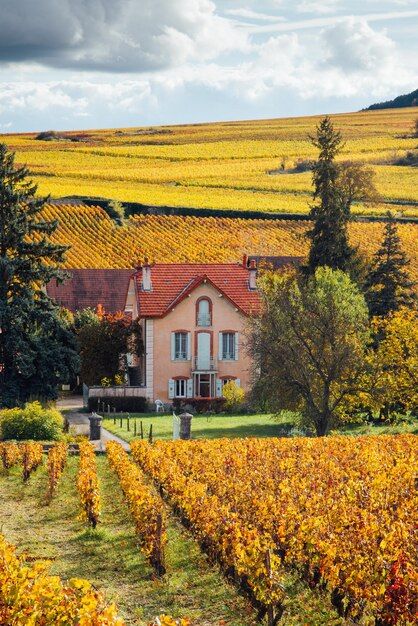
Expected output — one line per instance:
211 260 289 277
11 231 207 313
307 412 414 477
394 151 418 166
0 402 63 441
223 381 245 413
294 159 314 173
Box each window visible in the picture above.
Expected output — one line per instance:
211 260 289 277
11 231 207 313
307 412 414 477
222 332 235 360
169 378 193 399
175 379 186 398
172 332 189 360
219 332 239 361
197 298 211 327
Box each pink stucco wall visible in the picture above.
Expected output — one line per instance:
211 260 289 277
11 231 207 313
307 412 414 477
149 282 253 402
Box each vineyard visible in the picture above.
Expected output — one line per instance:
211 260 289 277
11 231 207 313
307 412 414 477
132 435 418 626
39 203 418 282
2 108 418 217
0 442 258 626
1 435 417 624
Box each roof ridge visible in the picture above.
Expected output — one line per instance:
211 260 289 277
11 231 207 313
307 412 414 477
166 276 204 310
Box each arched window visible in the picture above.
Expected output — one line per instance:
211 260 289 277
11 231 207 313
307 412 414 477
196 297 212 327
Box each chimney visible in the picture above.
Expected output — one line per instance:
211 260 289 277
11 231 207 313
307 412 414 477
142 257 152 291
248 259 257 290
242 253 248 267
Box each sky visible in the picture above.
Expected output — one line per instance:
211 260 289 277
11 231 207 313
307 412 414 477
0 0 417 132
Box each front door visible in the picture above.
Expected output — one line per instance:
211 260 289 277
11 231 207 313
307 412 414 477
197 332 211 370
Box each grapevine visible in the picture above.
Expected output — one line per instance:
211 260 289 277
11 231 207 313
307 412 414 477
46 441 68 501
132 436 418 625
0 443 21 471
0 533 125 624
106 441 166 575
19 442 43 482
77 439 101 528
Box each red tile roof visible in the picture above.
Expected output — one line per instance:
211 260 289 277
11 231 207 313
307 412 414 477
135 263 261 318
46 269 133 314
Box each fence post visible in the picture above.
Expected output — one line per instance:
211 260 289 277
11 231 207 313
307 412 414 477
89 412 103 441
140 421 143 440
179 412 193 440
149 424 153 444
134 420 137 437
127 414 130 432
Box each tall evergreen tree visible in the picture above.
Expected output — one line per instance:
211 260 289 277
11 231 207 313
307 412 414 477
0 144 79 407
365 212 416 317
306 116 356 274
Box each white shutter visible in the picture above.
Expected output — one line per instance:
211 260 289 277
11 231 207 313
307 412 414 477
216 379 223 398
171 333 176 360
186 378 193 398
168 379 175 399
235 378 241 387
218 333 223 360
234 332 239 360
187 332 191 360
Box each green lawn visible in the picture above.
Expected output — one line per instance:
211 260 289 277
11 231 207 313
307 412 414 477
102 411 418 443
102 412 297 442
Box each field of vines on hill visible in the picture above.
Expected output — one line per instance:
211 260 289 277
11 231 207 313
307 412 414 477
3 108 418 216
40 204 418 282
132 435 418 626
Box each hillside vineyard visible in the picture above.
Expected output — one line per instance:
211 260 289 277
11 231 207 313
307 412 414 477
40 204 418 281
4 107 418 217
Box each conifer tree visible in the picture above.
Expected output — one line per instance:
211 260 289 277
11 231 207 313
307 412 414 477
0 144 79 407
306 116 356 274
365 211 416 317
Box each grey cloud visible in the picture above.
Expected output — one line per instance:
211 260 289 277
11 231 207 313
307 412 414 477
0 0 247 72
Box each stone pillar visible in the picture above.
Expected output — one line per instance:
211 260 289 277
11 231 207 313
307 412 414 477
89 413 103 440
179 412 193 440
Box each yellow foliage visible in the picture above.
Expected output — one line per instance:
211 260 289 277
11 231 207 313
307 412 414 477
132 435 418 623
222 380 245 412
365 308 418 412
3 108 418 217
77 440 101 528
106 441 166 575
47 441 68 500
0 533 125 624
32 204 418 286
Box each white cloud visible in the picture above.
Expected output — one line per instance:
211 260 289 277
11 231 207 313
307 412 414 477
321 18 395 72
0 80 156 118
296 0 341 14
225 8 284 22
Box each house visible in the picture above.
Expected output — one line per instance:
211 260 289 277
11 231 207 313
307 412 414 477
125 260 261 404
46 257 300 406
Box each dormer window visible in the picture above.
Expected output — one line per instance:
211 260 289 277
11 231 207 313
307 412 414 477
196 297 212 327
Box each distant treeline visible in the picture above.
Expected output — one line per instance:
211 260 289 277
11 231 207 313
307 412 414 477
364 88 418 111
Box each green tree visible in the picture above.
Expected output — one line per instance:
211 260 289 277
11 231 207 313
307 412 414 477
306 117 378 276
248 267 370 436
0 144 79 407
365 212 415 317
